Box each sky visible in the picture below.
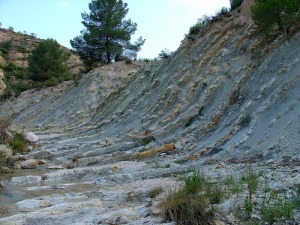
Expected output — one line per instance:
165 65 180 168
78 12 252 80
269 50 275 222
0 0 230 59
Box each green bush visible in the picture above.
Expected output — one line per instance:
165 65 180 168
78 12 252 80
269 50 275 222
158 49 172 59
261 191 294 224
0 40 13 55
160 171 218 225
189 16 211 35
3 62 19 73
28 38 72 82
251 0 300 33
160 189 215 225
46 77 58 86
17 45 27 53
9 133 27 154
230 0 244 10
149 187 163 198
184 171 206 194
216 7 230 17
125 58 132 64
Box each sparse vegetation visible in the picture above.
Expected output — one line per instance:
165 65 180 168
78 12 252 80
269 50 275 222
9 132 27 154
0 40 13 56
149 187 163 198
158 48 172 59
160 171 217 225
216 7 230 17
240 168 260 216
230 0 244 10
0 206 10 216
125 58 132 64
188 16 211 36
261 191 294 224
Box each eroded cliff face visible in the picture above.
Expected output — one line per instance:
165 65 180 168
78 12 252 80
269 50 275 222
0 0 299 224
7 0 299 162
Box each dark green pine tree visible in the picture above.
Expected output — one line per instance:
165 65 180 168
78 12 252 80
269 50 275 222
28 38 71 82
70 0 145 66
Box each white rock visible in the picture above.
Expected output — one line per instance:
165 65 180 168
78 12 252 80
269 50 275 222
23 132 39 143
10 176 41 185
19 199 52 212
0 144 13 158
21 159 37 169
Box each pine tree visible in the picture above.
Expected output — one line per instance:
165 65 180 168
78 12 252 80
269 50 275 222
28 39 71 82
70 0 145 66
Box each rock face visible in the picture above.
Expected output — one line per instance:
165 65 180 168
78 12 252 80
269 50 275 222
1 1 300 224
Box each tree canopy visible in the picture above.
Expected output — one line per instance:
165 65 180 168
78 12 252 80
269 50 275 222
70 0 145 66
251 0 300 33
28 38 72 82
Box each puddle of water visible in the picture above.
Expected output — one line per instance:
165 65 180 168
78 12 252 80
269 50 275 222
0 168 102 218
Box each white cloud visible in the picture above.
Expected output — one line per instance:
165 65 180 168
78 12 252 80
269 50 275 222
58 0 69 7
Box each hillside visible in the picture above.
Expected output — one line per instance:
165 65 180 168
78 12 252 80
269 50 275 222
1 0 300 224
0 28 83 73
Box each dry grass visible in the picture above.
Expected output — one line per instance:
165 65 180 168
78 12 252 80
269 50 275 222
159 172 217 225
0 206 11 216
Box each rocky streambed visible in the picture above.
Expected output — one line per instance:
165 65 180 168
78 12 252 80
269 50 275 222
1 130 300 224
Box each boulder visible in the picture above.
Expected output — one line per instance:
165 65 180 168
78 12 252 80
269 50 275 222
29 150 54 160
23 132 39 143
21 159 37 169
0 144 13 158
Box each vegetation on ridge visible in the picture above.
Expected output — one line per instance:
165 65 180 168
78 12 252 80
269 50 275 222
251 0 300 34
70 0 145 68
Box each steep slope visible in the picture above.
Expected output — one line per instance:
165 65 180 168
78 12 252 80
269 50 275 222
8 4 300 163
1 0 300 224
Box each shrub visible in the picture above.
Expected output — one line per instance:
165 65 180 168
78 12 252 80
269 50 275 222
160 171 216 225
184 171 206 194
189 16 211 35
149 187 163 198
243 168 259 204
9 133 27 154
251 0 300 34
28 38 72 82
125 58 132 64
230 0 244 10
0 206 10 216
160 189 215 225
216 7 230 17
46 77 58 86
0 40 13 55
261 191 294 224
158 48 172 59
3 62 18 73
17 45 27 53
